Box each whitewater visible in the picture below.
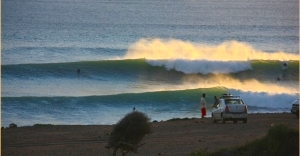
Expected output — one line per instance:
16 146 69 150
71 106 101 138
1 0 299 127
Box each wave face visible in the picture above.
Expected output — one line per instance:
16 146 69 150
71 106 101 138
2 59 299 80
2 59 299 127
1 0 299 127
2 88 298 126
2 59 299 97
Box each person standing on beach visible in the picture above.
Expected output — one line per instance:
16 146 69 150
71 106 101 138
200 93 207 121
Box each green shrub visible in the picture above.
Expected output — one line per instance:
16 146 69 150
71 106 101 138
33 124 53 126
106 111 152 156
262 124 299 156
190 124 299 156
9 123 17 128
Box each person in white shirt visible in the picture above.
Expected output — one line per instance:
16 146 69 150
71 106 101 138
200 93 207 120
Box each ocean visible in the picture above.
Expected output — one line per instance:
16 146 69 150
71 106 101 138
1 0 299 127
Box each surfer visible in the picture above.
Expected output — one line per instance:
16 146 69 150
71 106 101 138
277 77 281 81
282 62 288 70
281 61 288 78
77 68 80 74
283 62 287 68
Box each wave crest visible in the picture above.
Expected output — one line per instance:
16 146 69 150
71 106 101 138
146 59 252 74
124 38 299 61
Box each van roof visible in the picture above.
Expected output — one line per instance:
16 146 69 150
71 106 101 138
220 94 241 99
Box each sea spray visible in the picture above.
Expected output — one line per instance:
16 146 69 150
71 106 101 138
124 39 299 61
182 74 299 95
146 59 252 74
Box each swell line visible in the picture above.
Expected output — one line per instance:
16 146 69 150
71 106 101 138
2 59 298 79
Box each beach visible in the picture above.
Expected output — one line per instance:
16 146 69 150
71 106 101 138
2 113 298 156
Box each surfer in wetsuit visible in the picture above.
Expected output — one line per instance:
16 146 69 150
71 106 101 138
77 68 80 74
281 61 288 78
282 62 288 70
276 61 289 80
283 62 287 68
277 77 280 81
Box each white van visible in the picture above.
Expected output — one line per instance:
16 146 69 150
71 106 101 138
290 99 299 118
211 94 248 124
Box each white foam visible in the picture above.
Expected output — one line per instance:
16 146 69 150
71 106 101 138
228 90 299 109
146 59 252 74
124 39 299 61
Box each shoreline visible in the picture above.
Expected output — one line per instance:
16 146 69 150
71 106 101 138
2 113 299 156
1 112 293 128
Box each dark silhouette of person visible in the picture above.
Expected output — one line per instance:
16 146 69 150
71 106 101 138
282 62 288 71
213 96 219 107
283 62 287 67
77 69 80 74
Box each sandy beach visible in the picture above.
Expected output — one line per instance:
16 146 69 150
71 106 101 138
2 113 299 156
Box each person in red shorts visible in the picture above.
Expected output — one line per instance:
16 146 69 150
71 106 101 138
199 93 207 122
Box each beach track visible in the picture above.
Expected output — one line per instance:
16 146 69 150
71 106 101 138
2 113 299 156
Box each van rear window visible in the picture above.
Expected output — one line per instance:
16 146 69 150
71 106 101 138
225 99 244 105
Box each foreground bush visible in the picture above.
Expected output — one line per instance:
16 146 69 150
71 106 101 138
106 111 152 156
191 124 299 156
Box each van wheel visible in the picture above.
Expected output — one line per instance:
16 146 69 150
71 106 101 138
233 120 237 124
243 119 247 123
212 114 216 123
221 114 225 124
